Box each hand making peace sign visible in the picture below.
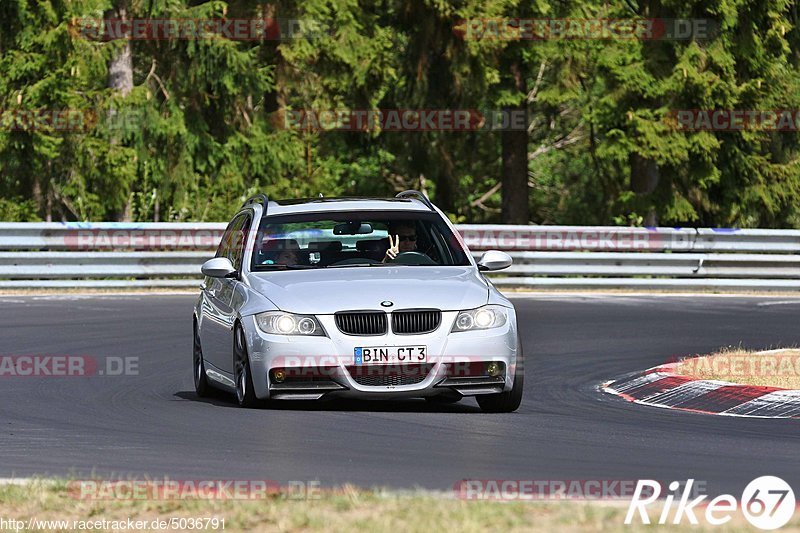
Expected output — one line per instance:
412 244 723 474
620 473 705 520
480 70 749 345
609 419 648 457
383 234 400 262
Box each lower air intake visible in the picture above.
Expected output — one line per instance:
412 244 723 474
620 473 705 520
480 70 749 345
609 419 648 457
347 363 434 387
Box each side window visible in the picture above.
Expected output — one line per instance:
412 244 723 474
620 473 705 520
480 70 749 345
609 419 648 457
215 218 239 260
228 213 253 272
427 225 452 264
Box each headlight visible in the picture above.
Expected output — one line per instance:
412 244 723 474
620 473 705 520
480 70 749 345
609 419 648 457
451 305 508 332
255 312 326 336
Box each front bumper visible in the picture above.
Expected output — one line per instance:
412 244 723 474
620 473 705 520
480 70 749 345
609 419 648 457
241 310 519 400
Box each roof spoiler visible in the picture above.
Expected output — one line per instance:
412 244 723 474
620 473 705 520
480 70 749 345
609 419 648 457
241 193 269 213
395 190 435 212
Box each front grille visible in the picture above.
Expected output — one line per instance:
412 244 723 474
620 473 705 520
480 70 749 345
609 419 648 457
392 309 441 334
347 363 434 387
335 311 387 336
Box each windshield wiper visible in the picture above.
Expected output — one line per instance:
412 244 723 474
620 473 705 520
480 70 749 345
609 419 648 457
256 264 314 270
326 262 388 268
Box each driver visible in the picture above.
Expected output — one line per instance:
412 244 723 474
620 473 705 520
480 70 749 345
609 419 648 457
383 221 417 262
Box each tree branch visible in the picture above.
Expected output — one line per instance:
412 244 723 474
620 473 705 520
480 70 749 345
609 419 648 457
527 125 584 160
145 59 170 100
526 60 548 103
470 181 502 213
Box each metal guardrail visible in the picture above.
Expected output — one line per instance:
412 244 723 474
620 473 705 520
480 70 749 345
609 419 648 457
458 225 800 253
0 222 798 290
0 222 224 251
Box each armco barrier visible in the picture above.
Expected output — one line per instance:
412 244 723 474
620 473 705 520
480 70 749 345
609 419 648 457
0 223 799 290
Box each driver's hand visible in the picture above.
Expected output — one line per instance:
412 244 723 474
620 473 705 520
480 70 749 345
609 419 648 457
383 234 399 262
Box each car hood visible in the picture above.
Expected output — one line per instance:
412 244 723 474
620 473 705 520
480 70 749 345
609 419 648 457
247 266 489 314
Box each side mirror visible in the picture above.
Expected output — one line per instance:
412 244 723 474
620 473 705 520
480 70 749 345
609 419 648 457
201 257 237 278
477 250 513 272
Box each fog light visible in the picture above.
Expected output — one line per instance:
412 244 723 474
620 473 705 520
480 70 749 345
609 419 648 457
486 362 502 377
272 369 286 383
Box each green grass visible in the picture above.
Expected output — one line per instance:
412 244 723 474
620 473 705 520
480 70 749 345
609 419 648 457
1 479 798 532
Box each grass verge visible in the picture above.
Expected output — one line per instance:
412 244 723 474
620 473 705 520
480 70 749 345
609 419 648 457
672 347 800 389
0 479 797 532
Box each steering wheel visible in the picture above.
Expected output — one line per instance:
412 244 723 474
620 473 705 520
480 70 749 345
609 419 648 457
390 251 437 266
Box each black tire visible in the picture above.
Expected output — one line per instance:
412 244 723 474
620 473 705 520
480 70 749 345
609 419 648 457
234 324 259 408
476 337 524 413
193 321 211 398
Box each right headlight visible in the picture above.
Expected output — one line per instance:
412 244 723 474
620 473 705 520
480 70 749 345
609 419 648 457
255 311 326 336
450 305 508 332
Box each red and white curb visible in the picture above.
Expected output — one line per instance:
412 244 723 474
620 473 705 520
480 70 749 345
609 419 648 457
601 355 800 419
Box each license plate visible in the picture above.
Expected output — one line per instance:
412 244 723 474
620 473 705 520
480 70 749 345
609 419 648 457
354 346 427 365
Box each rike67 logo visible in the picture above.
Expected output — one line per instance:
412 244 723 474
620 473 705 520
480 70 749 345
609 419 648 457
626 476 795 530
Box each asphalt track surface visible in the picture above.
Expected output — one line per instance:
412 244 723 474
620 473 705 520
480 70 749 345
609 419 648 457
1 293 798 497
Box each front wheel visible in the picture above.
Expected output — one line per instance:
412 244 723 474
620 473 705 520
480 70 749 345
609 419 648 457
476 337 524 413
193 322 211 398
234 325 259 408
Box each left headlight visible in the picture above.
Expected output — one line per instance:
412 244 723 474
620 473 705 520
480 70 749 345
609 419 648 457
255 311 326 336
451 304 508 332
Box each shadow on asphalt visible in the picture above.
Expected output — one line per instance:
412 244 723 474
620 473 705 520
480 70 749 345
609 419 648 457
173 391 483 413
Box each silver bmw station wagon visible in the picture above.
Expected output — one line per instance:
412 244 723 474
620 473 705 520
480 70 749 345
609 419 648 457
193 191 523 412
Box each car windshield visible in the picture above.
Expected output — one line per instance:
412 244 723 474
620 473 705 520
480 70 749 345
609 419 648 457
251 211 471 270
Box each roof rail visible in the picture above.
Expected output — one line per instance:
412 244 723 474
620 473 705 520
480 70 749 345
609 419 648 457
241 193 269 212
395 190 435 211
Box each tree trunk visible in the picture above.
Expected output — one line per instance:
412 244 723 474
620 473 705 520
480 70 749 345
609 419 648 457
106 1 133 97
45 183 53 223
106 0 133 222
117 196 132 222
261 4 287 120
501 60 529 224
630 153 660 226
629 153 660 195
32 174 43 220
435 143 457 213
